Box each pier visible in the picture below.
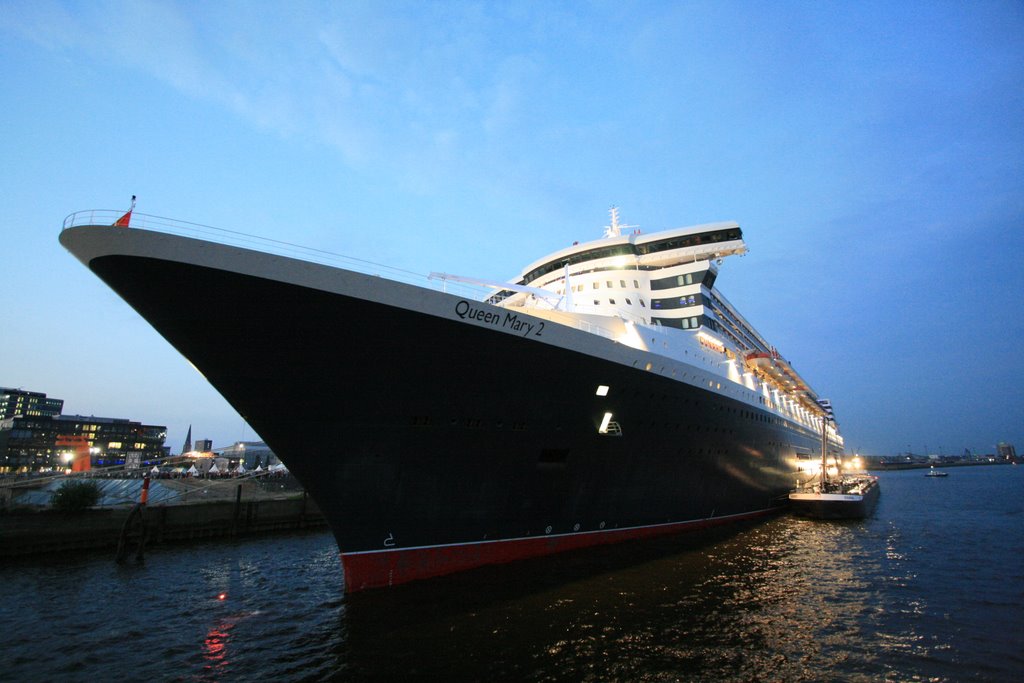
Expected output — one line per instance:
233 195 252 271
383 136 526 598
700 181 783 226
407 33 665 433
0 477 325 559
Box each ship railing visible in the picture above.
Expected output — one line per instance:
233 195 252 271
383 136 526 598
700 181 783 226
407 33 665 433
62 210 495 301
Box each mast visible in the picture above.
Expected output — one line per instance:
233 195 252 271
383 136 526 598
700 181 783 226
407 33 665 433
602 206 637 239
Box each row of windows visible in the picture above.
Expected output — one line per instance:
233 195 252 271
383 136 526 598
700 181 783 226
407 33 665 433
652 316 702 329
652 294 702 310
522 244 635 285
594 278 640 290
593 297 647 307
650 269 717 291
636 227 741 256
522 227 742 285
561 278 642 294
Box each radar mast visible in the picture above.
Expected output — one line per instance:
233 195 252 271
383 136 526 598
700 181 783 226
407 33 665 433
603 206 637 239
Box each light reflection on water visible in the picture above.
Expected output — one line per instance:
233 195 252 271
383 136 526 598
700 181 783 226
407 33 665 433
2 466 1022 681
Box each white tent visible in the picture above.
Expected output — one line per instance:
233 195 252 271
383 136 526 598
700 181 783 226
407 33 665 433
236 462 246 474
254 464 263 472
150 466 161 475
270 462 288 473
208 462 220 475
187 464 199 476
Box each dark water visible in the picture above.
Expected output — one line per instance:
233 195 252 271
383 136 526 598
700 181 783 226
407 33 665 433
2 466 1022 682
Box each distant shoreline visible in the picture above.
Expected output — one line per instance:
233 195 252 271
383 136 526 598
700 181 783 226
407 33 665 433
867 460 1015 471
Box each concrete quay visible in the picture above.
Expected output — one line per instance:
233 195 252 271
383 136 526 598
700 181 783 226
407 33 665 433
0 477 326 559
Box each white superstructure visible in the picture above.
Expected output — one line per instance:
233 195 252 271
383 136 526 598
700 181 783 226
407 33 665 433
453 208 844 455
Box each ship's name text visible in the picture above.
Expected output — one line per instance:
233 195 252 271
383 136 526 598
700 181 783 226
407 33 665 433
455 300 544 337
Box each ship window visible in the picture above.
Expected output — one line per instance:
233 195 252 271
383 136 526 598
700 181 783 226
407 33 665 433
682 318 690 329
634 279 639 288
606 280 613 288
593 300 600 305
625 298 632 305
639 299 646 307
620 280 626 288
609 299 616 305
593 282 599 289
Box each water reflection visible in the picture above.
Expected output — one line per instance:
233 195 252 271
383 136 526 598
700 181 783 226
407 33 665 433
202 619 233 676
336 518 897 681
7 469 1021 682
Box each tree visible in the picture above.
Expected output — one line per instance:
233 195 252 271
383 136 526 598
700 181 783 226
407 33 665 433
51 479 101 512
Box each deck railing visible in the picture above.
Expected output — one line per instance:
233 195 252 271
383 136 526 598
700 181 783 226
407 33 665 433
62 210 493 300
62 210 645 342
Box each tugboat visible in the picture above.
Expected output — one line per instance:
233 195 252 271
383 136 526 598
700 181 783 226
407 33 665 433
925 466 949 478
789 407 879 519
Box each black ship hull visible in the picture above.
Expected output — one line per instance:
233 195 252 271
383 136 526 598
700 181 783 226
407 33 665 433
61 225 821 591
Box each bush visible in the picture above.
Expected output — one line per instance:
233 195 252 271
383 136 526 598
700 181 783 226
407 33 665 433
51 480 101 512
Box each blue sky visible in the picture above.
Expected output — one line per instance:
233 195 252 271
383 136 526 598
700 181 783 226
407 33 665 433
2 1 1022 456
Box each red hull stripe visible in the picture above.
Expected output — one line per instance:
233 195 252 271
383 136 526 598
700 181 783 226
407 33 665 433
341 508 776 592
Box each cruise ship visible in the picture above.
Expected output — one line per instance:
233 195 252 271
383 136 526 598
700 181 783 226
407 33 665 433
60 206 844 591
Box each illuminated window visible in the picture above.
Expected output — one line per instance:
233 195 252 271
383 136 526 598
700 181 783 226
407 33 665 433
596 385 609 396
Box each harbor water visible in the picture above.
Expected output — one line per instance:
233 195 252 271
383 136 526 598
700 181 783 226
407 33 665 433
2 466 1021 681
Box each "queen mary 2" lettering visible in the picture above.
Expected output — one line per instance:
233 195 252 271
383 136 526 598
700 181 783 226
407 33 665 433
454 300 544 338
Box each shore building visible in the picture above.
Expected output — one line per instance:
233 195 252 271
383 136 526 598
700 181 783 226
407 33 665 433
0 386 168 472
1 387 63 420
217 441 280 470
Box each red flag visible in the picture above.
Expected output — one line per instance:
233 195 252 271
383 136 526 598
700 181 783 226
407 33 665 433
113 195 137 227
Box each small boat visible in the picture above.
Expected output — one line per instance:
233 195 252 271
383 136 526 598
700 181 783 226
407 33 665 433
789 475 880 519
789 414 880 519
925 467 949 477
